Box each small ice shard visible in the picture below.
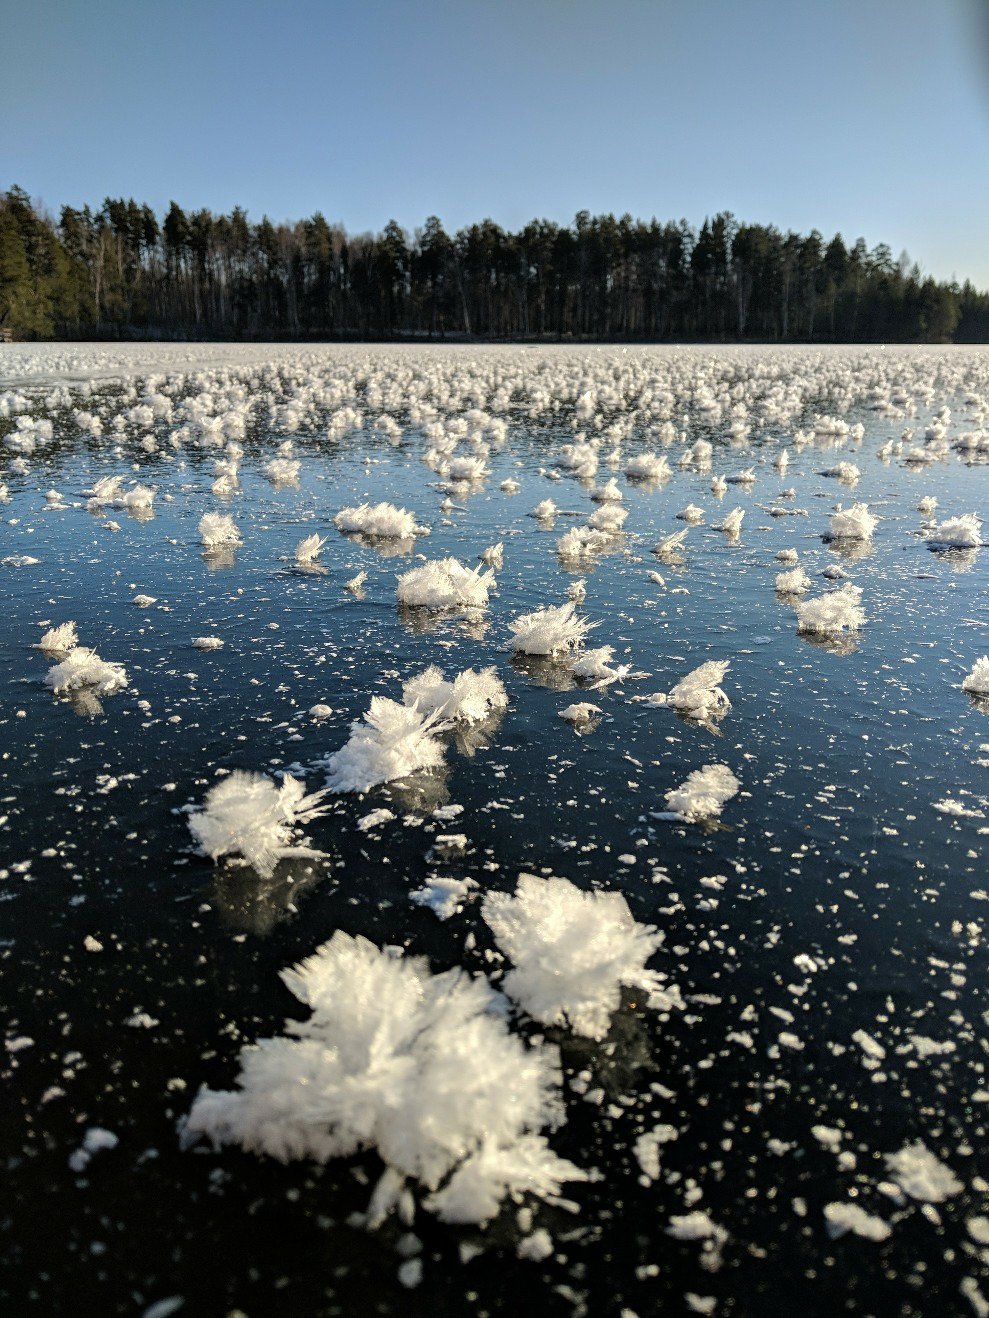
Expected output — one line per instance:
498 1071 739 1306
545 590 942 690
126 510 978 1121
188 770 331 877
500 478 520 494
396 558 494 609
334 502 427 539
795 582 865 636
662 764 740 822
37 622 78 652
357 807 396 832
726 467 755 485
181 932 587 1226
295 533 328 565
199 512 242 548
411 874 477 920
509 601 594 657
345 570 367 595
648 570 666 587
480 542 504 567
482 872 674 1040
829 502 877 541
45 647 128 697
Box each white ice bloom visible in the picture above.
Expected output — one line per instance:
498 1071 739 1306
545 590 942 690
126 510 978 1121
676 504 704 525
587 504 627 533
962 657 989 696
410 874 477 920
86 474 125 504
710 474 728 496
654 529 689 561
776 547 799 563
508 602 594 656
926 514 982 549
666 660 731 722
917 496 938 516
559 702 601 724
570 645 630 686
531 499 557 520
264 456 301 485
334 502 427 539
795 582 866 636
483 873 675 1041
345 570 367 594
181 932 586 1226
829 502 877 541
324 698 448 794
624 453 670 481
188 770 330 877
133 593 157 607
480 542 504 566
37 621 78 652
192 636 224 650
396 558 494 609
883 1141 963 1203
823 1203 891 1242
821 462 861 482
716 507 744 535
295 533 328 564
591 478 623 503
556 526 616 559
199 512 242 548
447 454 489 482
45 647 128 696
663 764 740 822
402 665 508 725
775 567 811 595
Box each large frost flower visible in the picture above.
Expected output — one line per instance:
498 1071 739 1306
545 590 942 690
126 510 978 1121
828 503 877 541
396 557 495 609
44 646 128 697
181 932 587 1226
334 502 427 539
188 770 331 877
795 582 866 636
926 513 982 550
483 873 679 1041
962 656 989 697
508 601 594 657
199 511 242 548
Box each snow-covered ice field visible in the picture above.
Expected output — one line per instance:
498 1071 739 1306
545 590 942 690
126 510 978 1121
2 343 988 1316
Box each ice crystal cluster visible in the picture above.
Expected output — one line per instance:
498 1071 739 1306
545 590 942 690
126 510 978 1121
182 932 587 1226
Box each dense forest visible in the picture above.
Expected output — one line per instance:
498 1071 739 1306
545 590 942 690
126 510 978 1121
2 184 987 343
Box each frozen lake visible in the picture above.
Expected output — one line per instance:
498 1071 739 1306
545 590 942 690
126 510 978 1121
2 344 988 1316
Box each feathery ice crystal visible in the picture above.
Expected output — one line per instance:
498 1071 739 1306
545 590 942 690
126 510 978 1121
38 621 78 652
829 503 877 541
45 647 128 696
926 514 982 549
795 582 866 636
334 502 427 539
509 602 594 657
402 665 508 724
181 931 587 1226
188 770 331 877
663 660 731 724
962 656 989 697
199 512 242 548
295 533 327 565
325 698 448 794
483 873 678 1041
396 558 495 609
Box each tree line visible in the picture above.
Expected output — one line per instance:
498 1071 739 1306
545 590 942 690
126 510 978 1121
2 184 987 343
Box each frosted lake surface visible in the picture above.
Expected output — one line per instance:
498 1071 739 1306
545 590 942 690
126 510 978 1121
2 344 988 1316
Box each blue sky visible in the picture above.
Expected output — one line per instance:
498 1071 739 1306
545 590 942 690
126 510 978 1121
6 0 989 286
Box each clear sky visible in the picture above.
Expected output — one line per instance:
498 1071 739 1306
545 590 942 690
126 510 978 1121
6 0 989 287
